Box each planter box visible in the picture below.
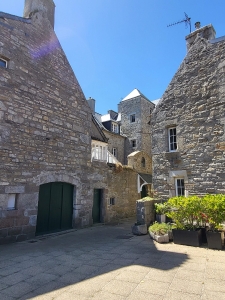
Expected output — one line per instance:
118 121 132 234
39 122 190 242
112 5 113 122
172 229 202 247
155 214 166 223
206 231 224 250
149 231 169 243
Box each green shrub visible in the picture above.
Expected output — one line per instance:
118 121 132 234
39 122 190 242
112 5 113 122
202 194 225 231
154 202 170 215
165 194 225 231
165 196 203 230
148 222 175 236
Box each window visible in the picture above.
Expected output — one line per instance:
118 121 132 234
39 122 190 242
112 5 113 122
8 194 16 210
130 114 136 123
175 178 185 196
112 123 118 133
141 157 146 168
168 127 177 152
109 197 115 205
131 139 136 148
0 58 7 68
92 141 108 161
112 148 117 157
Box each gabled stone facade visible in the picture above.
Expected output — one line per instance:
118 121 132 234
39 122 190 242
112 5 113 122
0 0 98 243
0 1 154 243
151 24 225 200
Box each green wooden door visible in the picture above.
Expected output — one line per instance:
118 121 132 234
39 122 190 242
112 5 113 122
36 182 73 235
61 183 74 230
92 189 101 223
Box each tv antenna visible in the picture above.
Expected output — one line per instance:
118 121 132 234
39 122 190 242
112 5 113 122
167 12 191 33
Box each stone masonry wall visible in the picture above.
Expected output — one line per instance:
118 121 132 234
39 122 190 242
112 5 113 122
0 11 93 243
103 130 126 164
151 34 225 200
106 166 140 222
119 96 154 163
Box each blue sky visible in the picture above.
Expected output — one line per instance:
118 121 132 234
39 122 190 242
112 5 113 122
1 1 225 114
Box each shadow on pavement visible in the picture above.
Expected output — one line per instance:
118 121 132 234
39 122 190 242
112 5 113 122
0 220 189 299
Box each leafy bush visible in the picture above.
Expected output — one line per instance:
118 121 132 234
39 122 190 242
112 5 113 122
165 194 225 231
148 222 175 236
154 202 170 215
202 194 225 231
165 196 204 230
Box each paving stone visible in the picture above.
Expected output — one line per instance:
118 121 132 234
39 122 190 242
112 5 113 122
206 261 225 270
175 269 205 282
92 291 126 300
203 278 225 293
163 290 201 300
169 278 204 295
114 270 146 283
101 279 137 296
145 269 177 283
201 290 225 300
1 219 225 299
135 278 170 296
26 273 59 286
126 290 163 300
204 269 225 281
0 266 21 277
1 272 30 286
1 282 34 298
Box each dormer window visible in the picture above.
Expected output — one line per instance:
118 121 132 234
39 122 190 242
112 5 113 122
0 58 7 68
112 123 118 133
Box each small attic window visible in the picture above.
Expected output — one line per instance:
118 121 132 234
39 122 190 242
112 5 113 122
0 58 7 68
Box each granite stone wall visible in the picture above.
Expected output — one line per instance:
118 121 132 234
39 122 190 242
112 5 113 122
151 27 225 200
118 96 154 163
103 130 126 164
0 8 93 243
106 165 140 222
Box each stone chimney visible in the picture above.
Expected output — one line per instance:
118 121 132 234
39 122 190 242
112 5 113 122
87 97 96 113
185 23 216 51
23 0 56 28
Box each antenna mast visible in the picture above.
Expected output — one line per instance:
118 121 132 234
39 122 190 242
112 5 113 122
167 12 191 33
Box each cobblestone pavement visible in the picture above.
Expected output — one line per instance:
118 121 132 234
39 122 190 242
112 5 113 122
1 219 225 299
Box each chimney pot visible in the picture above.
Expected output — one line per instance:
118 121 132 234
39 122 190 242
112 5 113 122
195 22 201 29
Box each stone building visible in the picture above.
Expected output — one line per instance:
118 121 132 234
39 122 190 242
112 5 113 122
0 0 154 243
151 23 225 200
90 88 155 165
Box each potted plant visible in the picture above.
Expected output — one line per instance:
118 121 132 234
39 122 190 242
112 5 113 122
202 194 225 250
154 202 169 223
149 222 175 243
166 196 203 247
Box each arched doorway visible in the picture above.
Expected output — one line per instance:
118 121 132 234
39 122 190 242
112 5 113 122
36 182 74 235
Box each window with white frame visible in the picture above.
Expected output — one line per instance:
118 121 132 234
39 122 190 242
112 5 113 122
175 178 185 196
131 139 136 148
0 58 7 68
168 127 177 152
112 123 118 133
130 114 136 123
112 147 117 157
92 141 108 162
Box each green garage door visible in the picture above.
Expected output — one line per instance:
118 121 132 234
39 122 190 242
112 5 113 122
36 182 73 235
